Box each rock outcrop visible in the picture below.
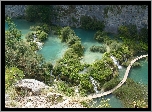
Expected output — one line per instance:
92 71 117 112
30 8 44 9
14 79 49 95
5 5 148 33
5 5 27 18
5 79 84 108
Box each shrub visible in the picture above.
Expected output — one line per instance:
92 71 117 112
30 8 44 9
30 23 50 34
80 98 111 108
25 5 54 24
80 16 105 30
50 25 62 35
29 41 39 51
102 77 120 91
37 31 48 42
113 78 148 108
5 67 25 89
94 31 108 42
5 18 53 84
55 81 75 96
25 32 34 42
90 45 106 53
88 56 117 86
70 41 84 57
78 73 94 94
59 26 76 42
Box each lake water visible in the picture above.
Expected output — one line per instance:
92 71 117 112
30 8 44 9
72 28 104 64
5 19 148 108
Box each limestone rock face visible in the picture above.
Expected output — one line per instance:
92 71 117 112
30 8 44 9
5 5 27 18
6 78 85 108
5 5 148 33
5 94 10 101
14 79 49 95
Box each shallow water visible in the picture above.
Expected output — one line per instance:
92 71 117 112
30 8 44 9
73 28 103 64
5 19 148 108
5 19 68 64
5 19 35 39
92 94 123 108
37 35 68 65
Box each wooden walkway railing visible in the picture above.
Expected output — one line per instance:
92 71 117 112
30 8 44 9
85 54 148 100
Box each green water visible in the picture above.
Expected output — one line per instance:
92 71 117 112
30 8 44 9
37 35 68 65
5 19 35 39
5 19 148 108
73 28 104 64
5 19 68 65
92 94 123 108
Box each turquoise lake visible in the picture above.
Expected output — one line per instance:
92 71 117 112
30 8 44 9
5 19 148 108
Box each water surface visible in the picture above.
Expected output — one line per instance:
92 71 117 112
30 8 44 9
5 19 148 108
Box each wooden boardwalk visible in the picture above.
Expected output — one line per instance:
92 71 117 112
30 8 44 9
85 54 148 100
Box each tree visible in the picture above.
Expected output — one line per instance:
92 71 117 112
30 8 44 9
113 78 148 108
59 26 76 42
80 16 105 30
94 31 107 42
138 27 148 43
5 67 24 90
102 77 120 91
25 5 54 24
5 17 53 84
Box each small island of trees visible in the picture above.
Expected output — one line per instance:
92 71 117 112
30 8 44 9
5 5 148 108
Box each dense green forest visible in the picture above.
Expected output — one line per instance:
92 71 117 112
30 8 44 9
5 5 148 108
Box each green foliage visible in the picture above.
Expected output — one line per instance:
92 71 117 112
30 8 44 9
53 27 97 95
94 31 108 42
27 24 49 42
5 67 24 89
25 5 54 23
66 35 80 46
25 32 34 42
139 41 148 52
30 23 50 34
55 81 75 97
122 60 141 68
138 27 148 43
79 74 94 94
80 98 111 108
50 25 62 35
5 17 22 48
133 100 148 108
71 16 78 23
80 16 105 30
29 41 39 51
118 25 129 38
118 24 148 54
37 30 48 41
70 41 84 57
53 50 85 85
113 78 148 108
102 77 120 91
110 43 133 65
90 45 106 53
109 41 122 52
5 18 53 84
59 26 84 57
88 56 117 87
59 26 76 43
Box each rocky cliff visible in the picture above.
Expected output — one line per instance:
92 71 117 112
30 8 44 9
5 5 148 33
